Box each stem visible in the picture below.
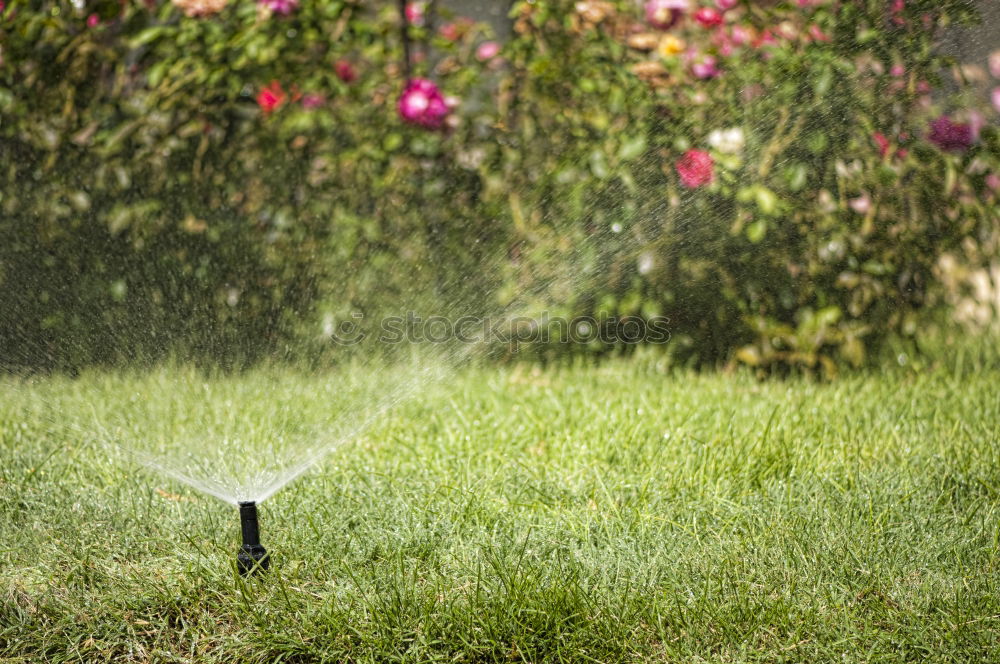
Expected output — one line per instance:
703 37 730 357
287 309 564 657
398 0 412 80
425 0 439 73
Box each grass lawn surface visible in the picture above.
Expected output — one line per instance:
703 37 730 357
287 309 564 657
2 359 999 662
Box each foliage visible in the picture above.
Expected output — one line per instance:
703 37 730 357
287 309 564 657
0 0 997 372
0 0 495 369
498 0 1000 373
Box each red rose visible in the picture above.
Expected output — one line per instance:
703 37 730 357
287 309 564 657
676 149 714 188
335 60 357 84
872 132 890 159
256 81 287 114
694 7 723 28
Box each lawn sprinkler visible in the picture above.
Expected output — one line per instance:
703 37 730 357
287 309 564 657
237 501 270 576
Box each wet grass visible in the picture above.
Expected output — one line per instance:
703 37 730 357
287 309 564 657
1 357 999 662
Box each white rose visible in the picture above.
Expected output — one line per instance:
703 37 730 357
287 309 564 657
707 127 745 154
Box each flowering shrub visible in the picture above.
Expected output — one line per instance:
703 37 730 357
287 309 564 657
0 0 997 372
0 0 494 368
498 0 1000 372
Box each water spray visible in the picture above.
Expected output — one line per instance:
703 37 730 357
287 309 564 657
237 501 270 576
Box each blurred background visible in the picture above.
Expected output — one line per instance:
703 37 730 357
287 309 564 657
0 0 998 374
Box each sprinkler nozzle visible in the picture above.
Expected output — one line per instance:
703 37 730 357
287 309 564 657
237 501 270 576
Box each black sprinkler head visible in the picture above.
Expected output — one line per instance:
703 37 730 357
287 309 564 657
237 501 270 576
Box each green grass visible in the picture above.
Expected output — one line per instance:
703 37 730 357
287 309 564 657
2 359 999 662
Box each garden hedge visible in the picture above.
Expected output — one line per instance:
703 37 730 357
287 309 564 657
0 0 997 372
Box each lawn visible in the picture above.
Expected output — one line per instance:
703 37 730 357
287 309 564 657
1 357 999 662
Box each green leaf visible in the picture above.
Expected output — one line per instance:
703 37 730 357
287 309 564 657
813 65 833 97
755 187 780 216
589 150 610 179
784 164 808 192
130 26 166 48
618 135 647 162
746 219 767 243
383 133 403 152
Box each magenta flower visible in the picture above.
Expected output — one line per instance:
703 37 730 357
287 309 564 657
398 78 450 129
690 54 720 79
693 7 723 28
301 94 325 109
438 18 474 42
258 0 298 15
753 29 776 49
928 116 974 152
86 13 99 27
730 25 752 46
808 24 830 42
872 132 890 159
335 59 357 83
713 32 734 57
716 0 737 9
992 87 1000 114
676 149 714 188
405 1 425 26
644 0 688 30
890 0 905 26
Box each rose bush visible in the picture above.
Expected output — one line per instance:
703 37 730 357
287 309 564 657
0 0 495 369
498 0 1000 373
0 0 997 372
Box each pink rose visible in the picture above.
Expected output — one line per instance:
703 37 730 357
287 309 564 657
398 78 450 129
476 41 501 61
644 0 688 30
676 149 714 188
730 25 752 46
713 32 734 57
690 54 720 79
438 18 474 42
301 94 325 109
752 29 776 49
808 24 830 43
890 0 905 26
693 7 723 28
405 2 425 26
335 60 357 83
258 0 298 15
